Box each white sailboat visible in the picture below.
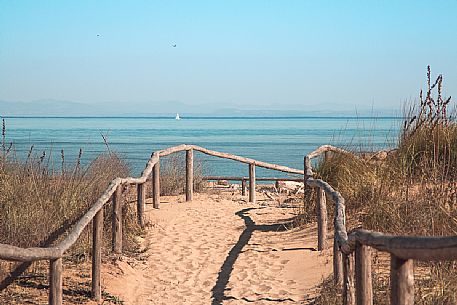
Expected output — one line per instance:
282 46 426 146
175 113 181 120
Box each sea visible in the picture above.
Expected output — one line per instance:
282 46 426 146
2 117 402 178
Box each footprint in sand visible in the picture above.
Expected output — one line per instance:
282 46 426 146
237 272 248 281
257 284 272 291
185 261 199 269
278 289 290 294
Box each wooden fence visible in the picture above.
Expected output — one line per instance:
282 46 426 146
305 145 457 305
1 143 457 304
0 144 303 305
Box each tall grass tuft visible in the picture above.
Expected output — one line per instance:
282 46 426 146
399 65 457 179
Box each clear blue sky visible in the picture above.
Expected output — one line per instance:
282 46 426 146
0 1 456 114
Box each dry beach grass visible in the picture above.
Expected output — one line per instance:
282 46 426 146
315 67 457 304
0 123 139 303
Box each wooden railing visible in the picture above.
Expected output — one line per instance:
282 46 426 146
305 145 457 305
0 144 303 305
3 143 457 305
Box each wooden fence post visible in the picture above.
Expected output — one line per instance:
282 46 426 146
112 185 122 253
316 187 327 251
186 149 193 201
334 236 343 286
303 156 310 205
390 255 414 305
343 253 356 305
92 209 103 300
137 183 145 227
241 178 246 196
153 159 160 209
249 163 256 203
49 258 63 305
355 242 373 305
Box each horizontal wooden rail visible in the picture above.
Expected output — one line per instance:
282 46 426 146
191 145 304 174
305 145 351 176
156 144 305 174
0 244 62 262
158 144 189 157
348 229 457 261
202 176 303 182
307 144 351 160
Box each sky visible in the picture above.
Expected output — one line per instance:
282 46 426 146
0 1 456 115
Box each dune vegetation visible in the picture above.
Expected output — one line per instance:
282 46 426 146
0 130 134 252
0 126 142 302
314 67 457 304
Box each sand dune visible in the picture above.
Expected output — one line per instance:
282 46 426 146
103 192 332 304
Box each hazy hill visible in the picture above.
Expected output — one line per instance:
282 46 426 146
0 99 397 117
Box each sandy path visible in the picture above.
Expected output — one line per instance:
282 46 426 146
104 193 332 305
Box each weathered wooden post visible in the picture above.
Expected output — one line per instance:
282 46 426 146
186 149 193 202
355 242 373 305
49 258 63 305
303 157 307 205
241 178 246 196
390 255 414 305
153 159 160 209
92 208 103 300
316 187 327 251
137 183 145 227
324 151 330 162
112 185 122 253
343 253 356 305
249 163 256 203
303 156 312 204
334 236 343 286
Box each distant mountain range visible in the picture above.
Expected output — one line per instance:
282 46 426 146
0 99 399 117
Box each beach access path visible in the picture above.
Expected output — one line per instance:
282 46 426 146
103 192 332 305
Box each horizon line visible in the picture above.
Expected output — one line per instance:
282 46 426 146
1 115 404 120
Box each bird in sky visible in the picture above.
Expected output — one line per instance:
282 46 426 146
172 44 177 47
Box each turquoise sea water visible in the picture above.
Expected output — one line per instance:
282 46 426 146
3 117 402 177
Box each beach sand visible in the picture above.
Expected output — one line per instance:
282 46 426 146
102 191 332 304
